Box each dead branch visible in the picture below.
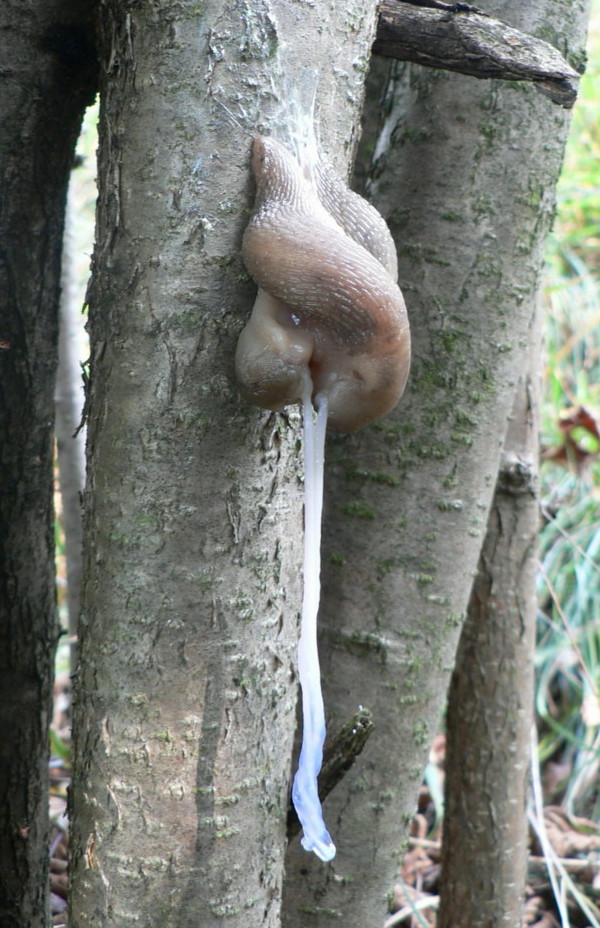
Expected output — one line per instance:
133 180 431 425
374 0 580 107
287 707 374 840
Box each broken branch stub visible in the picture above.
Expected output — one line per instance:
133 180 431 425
374 0 580 107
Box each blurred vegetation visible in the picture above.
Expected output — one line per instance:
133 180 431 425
537 0 600 821
54 100 98 678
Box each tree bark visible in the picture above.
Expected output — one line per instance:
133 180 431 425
68 2 381 927
439 305 540 928
0 3 97 926
281 2 589 925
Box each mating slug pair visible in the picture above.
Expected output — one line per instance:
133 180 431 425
235 135 411 432
235 134 410 860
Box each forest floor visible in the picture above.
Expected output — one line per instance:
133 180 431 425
49 688 600 928
387 734 600 928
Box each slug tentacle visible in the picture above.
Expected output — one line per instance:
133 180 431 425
236 135 410 432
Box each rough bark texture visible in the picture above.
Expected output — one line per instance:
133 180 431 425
439 306 540 928
68 2 380 927
0 3 97 927
281 1 589 925
374 0 581 106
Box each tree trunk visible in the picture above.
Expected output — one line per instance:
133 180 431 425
439 305 541 928
68 2 381 926
281 2 589 925
0 3 97 926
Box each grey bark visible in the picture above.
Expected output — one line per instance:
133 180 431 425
281 2 589 925
0 2 97 926
439 304 540 928
68 2 381 927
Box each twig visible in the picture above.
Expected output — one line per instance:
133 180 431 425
374 0 580 107
529 855 600 875
383 894 440 928
408 836 442 851
529 727 600 928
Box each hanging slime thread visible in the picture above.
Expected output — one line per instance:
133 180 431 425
236 130 410 859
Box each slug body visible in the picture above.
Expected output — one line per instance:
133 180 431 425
236 137 410 432
235 134 410 861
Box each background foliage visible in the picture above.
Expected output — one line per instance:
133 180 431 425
537 0 600 822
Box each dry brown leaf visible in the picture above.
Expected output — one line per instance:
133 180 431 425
530 913 561 928
544 806 600 857
559 405 600 441
542 404 600 478
429 734 446 768
541 759 571 800
523 893 546 925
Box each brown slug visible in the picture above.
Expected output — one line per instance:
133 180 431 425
235 136 410 432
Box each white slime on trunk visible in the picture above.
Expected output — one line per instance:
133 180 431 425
291 377 335 861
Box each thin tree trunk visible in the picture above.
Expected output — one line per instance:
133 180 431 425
0 3 97 926
68 2 381 926
281 2 589 924
439 304 541 928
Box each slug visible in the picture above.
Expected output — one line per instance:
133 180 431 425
235 135 410 861
236 136 410 432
